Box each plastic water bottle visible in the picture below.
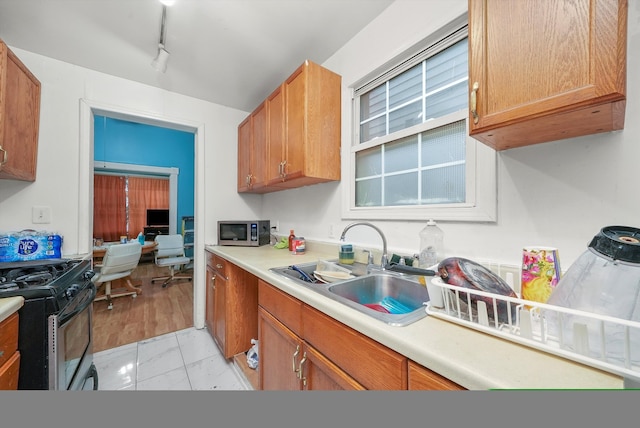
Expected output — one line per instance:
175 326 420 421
137 232 145 245
419 219 444 268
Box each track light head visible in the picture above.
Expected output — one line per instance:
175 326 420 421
151 44 170 72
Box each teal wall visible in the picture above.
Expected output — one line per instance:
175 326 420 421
93 116 195 229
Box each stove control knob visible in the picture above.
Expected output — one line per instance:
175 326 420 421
65 284 80 299
83 270 96 280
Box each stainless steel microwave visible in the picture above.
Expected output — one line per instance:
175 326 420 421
218 220 271 246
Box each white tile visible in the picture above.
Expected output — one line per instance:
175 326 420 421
185 354 247 391
93 342 138 391
136 366 192 390
137 333 185 382
176 326 222 365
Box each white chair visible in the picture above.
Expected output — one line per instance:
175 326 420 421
151 234 192 288
92 241 142 310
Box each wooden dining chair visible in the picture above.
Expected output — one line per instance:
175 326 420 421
92 241 143 310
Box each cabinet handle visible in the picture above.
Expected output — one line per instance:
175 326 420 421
298 352 307 386
0 145 7 168
246 174 253 187
292 344 300 373
470 81 479 124
280 160 287 181
216 264 223 269
211 276 215 289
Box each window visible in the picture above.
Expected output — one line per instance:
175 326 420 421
345 15 496 222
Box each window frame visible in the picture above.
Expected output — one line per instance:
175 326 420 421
342 14 497 223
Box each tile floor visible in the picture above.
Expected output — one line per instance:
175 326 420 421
93 326 252 390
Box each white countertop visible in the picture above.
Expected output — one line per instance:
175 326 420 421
0 296 24 323
206 241 624 390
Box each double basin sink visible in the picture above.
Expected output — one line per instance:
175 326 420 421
269 261 431 326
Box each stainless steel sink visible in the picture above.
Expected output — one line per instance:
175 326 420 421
269 261 430 326
326 274 429 326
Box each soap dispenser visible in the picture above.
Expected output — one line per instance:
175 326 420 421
419 219 444 268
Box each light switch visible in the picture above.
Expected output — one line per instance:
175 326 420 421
32 206 52 224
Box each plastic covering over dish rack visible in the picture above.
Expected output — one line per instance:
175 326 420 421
426 277 640 388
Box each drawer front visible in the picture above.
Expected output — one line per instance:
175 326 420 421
302 305 407 390
206 251 228 276
408 360 465 390
258 280 302 337
0 312 19 368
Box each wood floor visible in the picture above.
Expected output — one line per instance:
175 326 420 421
92 261 194 353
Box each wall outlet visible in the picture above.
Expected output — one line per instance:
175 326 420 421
328 223 337 239
32 206 52 224
274 220 280 232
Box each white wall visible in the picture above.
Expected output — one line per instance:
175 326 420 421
263 0 640 270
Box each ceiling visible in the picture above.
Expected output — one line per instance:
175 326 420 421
0 0 394 112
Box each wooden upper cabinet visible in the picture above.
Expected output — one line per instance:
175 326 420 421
0 39 41 181
468 0 627 150
238 60 341 193
237 103 268 193
237 115 252 192
266 84 285 185
249 101 267 190
274 60 341 189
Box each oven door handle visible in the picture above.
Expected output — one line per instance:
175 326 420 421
57 282 97 326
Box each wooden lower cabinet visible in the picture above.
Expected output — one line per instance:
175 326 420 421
258 307 365 391
259 280 402 390
0 312 20 390
408 360 465 390
303 305 407 390
205 251 258 359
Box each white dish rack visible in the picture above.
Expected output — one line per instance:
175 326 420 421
426 277 640 387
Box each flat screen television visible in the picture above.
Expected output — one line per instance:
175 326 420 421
146 209 170 226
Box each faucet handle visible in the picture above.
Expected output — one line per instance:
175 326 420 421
362 249 374 265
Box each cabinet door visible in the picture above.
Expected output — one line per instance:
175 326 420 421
258 307 303 390
249 101 267 190
281 64 307 183
468 0 627 150
266 84 285 184
0 40 41 181
301 344 365 391
237 115 252 192
407 360 465 390
205 264 215 334
223 264 258 359
212 270 227 353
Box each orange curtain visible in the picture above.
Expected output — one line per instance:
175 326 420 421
129 176 170 239
93 175 126 242
93 174 169 242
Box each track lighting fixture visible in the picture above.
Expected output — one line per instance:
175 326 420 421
151 5 170 72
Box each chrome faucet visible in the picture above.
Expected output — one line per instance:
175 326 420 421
340 222 389 269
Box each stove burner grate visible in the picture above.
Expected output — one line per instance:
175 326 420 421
0 259 84 293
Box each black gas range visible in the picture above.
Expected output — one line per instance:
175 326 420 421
0 258 98 390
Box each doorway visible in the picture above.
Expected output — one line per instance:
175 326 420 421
78 99 206 336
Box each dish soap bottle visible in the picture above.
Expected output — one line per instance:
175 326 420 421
288 229 295 252
137 232 145 245
419 219 444 268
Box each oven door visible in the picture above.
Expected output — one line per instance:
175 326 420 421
48 282 97 390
